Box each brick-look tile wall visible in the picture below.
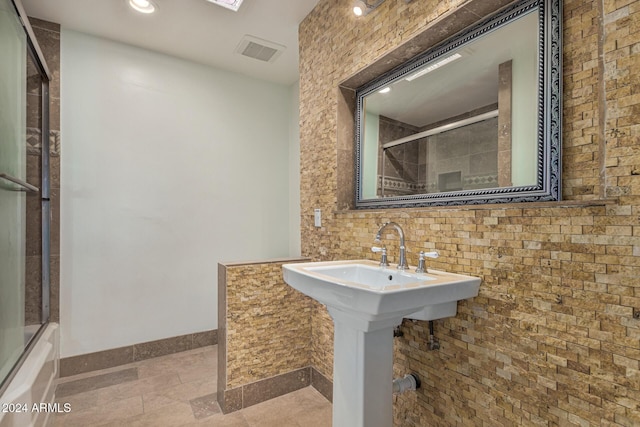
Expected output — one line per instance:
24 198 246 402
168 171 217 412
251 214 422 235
299 1 640 425
223 261 311 388
563 1 604 199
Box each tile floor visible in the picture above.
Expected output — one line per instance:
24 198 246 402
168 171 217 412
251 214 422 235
52 346 332 426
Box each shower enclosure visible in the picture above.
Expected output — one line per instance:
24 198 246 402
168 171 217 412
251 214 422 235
0 0 51 396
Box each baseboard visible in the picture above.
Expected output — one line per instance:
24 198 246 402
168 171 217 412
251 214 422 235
59 329 217 377
218 367 311 413
218 366 332 414
311 366 332 402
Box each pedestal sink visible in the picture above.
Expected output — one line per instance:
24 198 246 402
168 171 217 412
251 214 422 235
282 259 480 427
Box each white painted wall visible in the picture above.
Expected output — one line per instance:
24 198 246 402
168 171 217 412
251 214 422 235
60 30 298 357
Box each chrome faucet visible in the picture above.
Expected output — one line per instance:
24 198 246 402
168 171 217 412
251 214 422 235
375 222 409 270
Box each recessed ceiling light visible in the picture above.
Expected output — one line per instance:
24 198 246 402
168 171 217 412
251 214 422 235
352 0 384 17
353 1 365 16
205 0 244 12
129 0 157 14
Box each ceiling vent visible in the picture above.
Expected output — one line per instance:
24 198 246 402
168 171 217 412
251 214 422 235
235 35 286 63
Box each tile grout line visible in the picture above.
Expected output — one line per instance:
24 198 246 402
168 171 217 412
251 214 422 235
141 389 146 414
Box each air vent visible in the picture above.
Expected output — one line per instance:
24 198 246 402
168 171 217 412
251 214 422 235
235 35 285 63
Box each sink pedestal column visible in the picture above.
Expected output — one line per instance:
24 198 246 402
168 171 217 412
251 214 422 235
327 307 402 427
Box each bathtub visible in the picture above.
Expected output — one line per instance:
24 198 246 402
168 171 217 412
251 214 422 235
0 323 59 427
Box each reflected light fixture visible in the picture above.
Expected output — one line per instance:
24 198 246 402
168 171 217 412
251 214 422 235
129 0 157 14
378 87 391 94
405 53 462 81
353 0 385 17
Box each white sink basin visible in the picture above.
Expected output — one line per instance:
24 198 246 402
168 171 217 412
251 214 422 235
303 262 435 287
282 259 480 427
283 259 480 324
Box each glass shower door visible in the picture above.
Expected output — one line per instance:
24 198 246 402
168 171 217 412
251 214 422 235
0 0 28 384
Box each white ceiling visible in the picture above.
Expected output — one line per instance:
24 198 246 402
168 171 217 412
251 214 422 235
21 0 319 85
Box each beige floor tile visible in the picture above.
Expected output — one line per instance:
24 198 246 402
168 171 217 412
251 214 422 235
176 362 217 384
56 363 138 385
240 396 305 427
104 372 183 396
142 378 216 413
136 347 216 379
55 387 117 413
294 404 332 427
56 367 138 398
249 387 331 419
275 387 331 413
56 373 181 413
255 388 332 427
53 346 331 427
53 395 143 427
102 401 196 427
186 411 250 426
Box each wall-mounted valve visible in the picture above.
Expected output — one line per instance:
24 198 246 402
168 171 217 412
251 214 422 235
393 373 421 394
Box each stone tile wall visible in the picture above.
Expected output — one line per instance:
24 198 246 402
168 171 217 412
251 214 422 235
299 0 640 425
217 258 316 412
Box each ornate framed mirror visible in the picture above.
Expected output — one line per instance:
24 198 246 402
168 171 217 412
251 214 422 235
355 0 561 208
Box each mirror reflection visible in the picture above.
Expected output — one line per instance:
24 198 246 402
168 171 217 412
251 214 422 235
358 6 546 203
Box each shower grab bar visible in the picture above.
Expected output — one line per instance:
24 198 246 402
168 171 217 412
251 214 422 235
0 172 39 192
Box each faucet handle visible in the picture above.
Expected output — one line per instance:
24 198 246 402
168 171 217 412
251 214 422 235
415 251 438 273
371 246 389 267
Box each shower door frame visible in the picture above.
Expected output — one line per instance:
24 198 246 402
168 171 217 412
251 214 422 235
0 0 52 396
